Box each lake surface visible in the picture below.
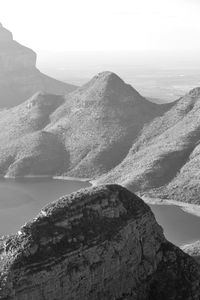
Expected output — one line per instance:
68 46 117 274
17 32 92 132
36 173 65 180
0 178 90 236
0 178 200 247
150 204 200 246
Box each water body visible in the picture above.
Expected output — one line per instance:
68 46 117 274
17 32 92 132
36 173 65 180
150 204 200 246
0 178 90 236
0 178 200 247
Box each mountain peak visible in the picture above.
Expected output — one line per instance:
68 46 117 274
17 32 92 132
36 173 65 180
78 70 137 99
91 71 125 87
94 71 123 80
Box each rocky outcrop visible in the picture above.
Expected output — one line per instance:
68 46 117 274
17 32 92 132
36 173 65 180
0 184 199 299
182 241 200 264
0 23 76 107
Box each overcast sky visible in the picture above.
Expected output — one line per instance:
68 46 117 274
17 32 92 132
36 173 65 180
1 0 200 52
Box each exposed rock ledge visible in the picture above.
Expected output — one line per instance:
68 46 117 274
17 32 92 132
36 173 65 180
182 241 200 264
0 185 199 299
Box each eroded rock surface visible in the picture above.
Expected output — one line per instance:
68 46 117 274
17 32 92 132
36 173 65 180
0 184 199 299
182 241 200 264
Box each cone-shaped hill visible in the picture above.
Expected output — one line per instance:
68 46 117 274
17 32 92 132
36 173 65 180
46 71 170 177
0 72 170 178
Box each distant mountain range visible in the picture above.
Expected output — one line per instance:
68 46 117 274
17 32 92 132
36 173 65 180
2 65 200 205
2 23 200 205
0 23 76 107
1 23 200 300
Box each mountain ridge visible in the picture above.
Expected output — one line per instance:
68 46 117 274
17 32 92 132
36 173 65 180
96 85 200 204
46 71 170 177
0 71 171 178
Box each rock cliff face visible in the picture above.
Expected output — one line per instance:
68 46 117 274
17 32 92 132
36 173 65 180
0 184 199 300
0 23 76 107
0 23 13 43
0 23 36 72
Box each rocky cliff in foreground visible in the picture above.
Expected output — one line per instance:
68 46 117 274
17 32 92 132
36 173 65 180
0 23 76 107
0 184 199 300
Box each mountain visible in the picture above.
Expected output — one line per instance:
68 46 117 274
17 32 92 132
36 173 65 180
0 71 170 178
0 184 199 299
0 23 76 107
96 87 200 204
0 92 68 177
46 71 170 177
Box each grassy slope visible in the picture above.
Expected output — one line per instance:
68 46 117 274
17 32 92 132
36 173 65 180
0 71 169 178
46 71 169 177
0 92 69 176
96 87 200 204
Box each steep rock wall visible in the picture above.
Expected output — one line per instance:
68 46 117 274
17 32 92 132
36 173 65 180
0 24 36 72
0 185 199 299
0 23 76 107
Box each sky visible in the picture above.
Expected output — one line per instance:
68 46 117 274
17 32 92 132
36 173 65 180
1 0 200 52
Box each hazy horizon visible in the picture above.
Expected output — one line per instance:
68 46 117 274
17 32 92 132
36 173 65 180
1 0 200 101
37 50 200 102
1 0 200 53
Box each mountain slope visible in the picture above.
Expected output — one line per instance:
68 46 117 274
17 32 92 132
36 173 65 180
0 184 199 299
0 23 76 107
96 87 200 204
0 72 170 178
46 71 170 177
0 92 68 176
